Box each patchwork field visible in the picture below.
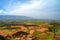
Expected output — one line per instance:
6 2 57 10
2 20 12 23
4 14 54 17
0 21 60 40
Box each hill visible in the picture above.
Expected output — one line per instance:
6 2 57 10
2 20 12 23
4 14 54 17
0 15 33 21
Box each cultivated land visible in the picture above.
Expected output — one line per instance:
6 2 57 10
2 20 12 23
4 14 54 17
0 21 60 40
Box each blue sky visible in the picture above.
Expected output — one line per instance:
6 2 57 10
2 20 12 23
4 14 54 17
0 0 60 20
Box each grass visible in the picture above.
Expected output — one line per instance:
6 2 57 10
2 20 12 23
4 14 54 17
33 31 42 36
0 27 5 30
56 29 60 35
33 31 54 40
45 34 53 40
38 33 53 40
26 29 30 33
0 21 60 40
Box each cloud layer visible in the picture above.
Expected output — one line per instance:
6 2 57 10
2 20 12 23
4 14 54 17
0 0 60 20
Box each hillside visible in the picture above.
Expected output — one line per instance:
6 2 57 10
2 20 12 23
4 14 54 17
0 15 33 21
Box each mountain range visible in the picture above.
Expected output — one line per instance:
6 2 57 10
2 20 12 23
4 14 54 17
0 15 60 22
0 15 33 21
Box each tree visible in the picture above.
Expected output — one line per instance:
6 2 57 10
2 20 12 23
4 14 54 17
48 22 59 40
32 36 40 40
0 35 6 40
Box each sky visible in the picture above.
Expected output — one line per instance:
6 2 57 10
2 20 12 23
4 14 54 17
0 0 60 20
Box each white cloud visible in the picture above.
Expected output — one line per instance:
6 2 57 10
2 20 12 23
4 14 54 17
2 0 59 20
4 0 46 16
0 10 3 13
0 10 8 15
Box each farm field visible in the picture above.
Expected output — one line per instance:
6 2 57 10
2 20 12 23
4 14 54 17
0 21 60 40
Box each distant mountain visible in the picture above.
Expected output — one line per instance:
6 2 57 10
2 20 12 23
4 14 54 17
0 15 33 21
0 15 60 22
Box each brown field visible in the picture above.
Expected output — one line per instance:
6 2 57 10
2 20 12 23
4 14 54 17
0 21 60 40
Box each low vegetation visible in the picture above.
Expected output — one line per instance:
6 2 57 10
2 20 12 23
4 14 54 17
0 21 60 40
